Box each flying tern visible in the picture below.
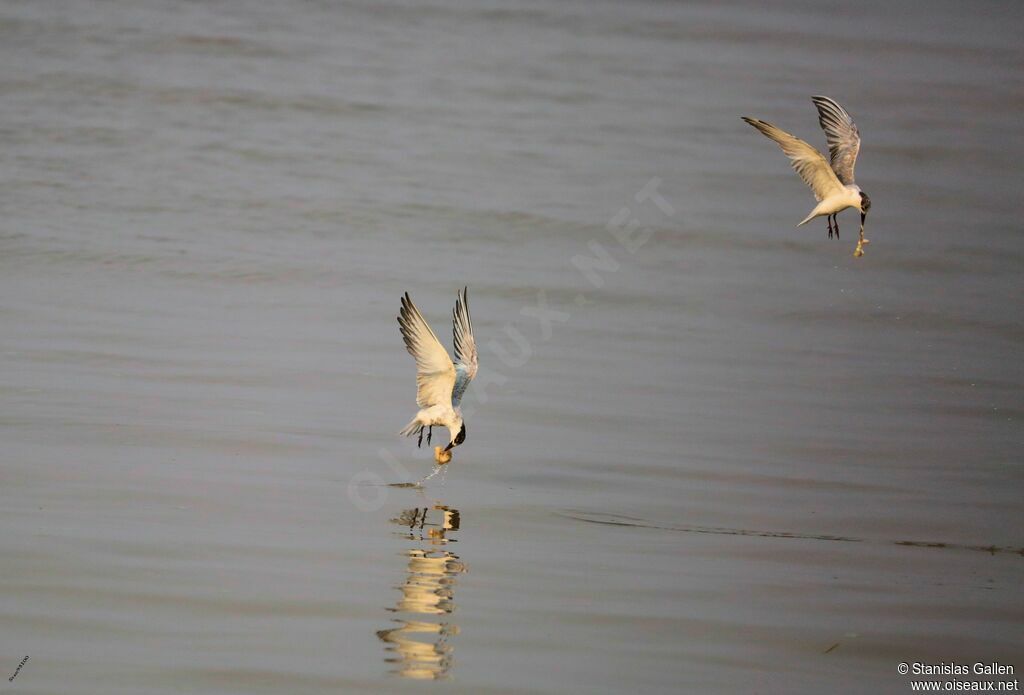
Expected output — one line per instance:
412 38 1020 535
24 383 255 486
743 96 872 257
398 287 477 461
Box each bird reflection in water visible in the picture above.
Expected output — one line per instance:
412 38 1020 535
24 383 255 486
377 504 465 680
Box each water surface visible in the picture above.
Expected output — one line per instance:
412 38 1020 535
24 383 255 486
1 1 1022 693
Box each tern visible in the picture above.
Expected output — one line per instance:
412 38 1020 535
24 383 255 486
743 96 872 257
397 287 478 461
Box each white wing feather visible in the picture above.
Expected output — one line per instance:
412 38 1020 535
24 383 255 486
451 286 477 406
742 116 844 202
811 96 861 186
398 292 456 409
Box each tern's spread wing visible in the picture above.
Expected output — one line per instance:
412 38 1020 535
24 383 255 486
742 117 844 202
451 286 478 407
398 292 456 409
812 96 860 186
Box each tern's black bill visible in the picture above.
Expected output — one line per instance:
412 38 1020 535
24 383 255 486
860 211 866 226
443 441 454 452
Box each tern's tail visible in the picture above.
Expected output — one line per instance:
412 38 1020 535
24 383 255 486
797 210 817 227
399 417 422 438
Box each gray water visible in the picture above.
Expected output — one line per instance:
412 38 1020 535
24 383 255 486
1 1 1022 693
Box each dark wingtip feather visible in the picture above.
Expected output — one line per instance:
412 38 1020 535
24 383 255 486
742 117 775 134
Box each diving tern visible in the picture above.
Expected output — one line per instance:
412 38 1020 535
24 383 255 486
398 287 477 461
743 96 872 257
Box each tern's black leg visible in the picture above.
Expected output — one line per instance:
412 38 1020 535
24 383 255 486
827 215 834 239
417 426 423 448
427 426 432 445
834 215 839 239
